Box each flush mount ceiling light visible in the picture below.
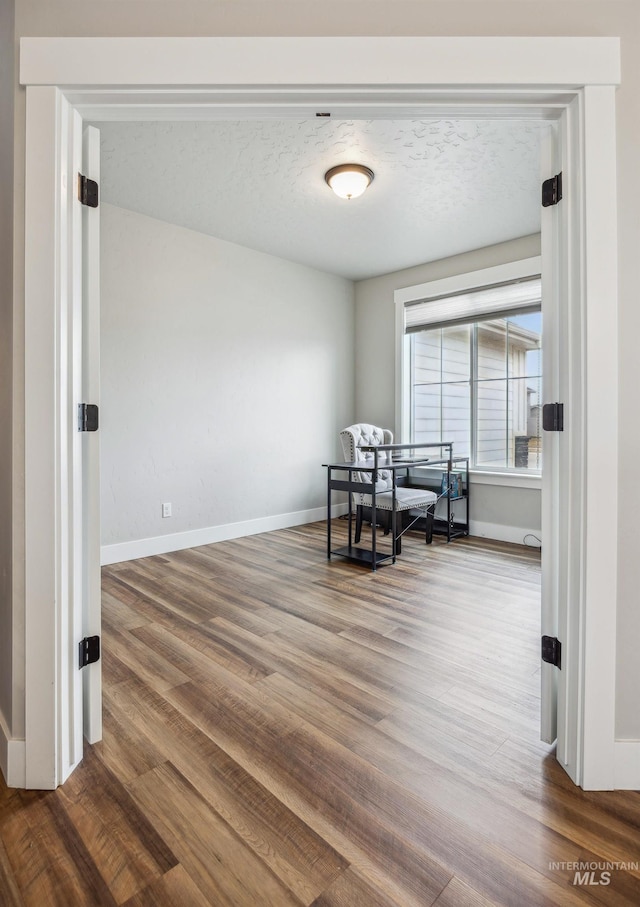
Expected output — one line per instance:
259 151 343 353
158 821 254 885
324 163 374 200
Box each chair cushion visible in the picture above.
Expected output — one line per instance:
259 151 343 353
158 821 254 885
360 488 438 512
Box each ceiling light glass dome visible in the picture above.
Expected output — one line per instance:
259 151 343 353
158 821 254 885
324 164 374 200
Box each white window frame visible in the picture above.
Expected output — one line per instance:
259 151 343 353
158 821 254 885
396 257 543 486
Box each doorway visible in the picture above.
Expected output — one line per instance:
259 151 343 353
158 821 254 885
19 36 619 790
95 115 547 777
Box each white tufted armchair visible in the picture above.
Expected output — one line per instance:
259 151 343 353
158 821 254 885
339 424 438 554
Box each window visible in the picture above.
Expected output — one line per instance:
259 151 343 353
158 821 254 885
402 266 542 473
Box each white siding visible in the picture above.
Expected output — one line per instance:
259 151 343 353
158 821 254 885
412 326 470 454
411 318 541 468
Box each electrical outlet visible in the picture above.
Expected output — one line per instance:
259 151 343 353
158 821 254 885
162 503 172 518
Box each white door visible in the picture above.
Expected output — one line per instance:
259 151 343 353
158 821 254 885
540 110 579 784
44 106 101 783
64 112 103 774
540 121 561 747
80 125 103 744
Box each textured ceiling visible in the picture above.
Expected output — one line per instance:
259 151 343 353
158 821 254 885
98 118 543 281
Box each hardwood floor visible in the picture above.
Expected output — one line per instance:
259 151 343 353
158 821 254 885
2 521 640 905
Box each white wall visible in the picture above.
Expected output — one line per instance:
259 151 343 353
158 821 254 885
7 0 640 746
355 235 543 541
100 204 354 559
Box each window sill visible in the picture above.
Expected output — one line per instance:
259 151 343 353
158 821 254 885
470 470 541 490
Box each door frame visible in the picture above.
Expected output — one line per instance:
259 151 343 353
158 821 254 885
18 36 620 789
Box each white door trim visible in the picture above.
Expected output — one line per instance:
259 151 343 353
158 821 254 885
580 85 619 787
19 36 620 88
19 36 620 789
24 87 85 788
24 85 59 790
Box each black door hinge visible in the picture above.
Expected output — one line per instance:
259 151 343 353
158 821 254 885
79 635 100 669
542 172 562 207
542 402 564 432
541 635 562 669
78 173 99 208
78 403 99 432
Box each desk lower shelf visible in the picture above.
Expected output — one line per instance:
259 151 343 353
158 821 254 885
432 518 468 540
357 503 469 543
330 545 393 567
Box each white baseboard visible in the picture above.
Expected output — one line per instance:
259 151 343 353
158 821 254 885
469 519 541 548
0 709 26 789
102 508 537 565
101 503 348 565
614 740 640 790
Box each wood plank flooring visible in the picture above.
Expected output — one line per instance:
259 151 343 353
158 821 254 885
2 521 640 905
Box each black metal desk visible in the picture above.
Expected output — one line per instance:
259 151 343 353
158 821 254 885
324 441 460 571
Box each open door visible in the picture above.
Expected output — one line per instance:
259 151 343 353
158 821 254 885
540 121 561 747
44 106 101 784
80 124 102 744
540 109 580 784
